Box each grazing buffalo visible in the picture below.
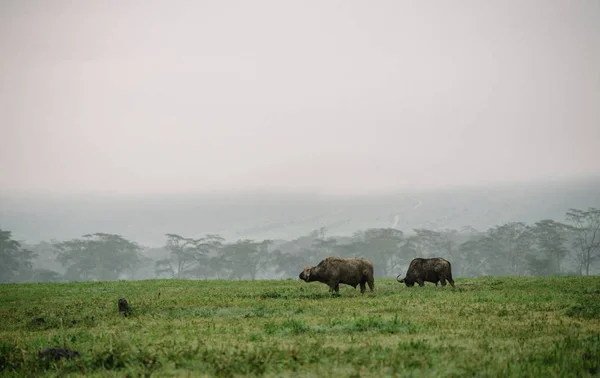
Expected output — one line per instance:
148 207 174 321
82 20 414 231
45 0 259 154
299 257 375 293
397 257 455 287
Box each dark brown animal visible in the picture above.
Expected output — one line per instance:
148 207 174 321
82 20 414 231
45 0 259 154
118 298 130 316
299 257 375 293
397 257 455 287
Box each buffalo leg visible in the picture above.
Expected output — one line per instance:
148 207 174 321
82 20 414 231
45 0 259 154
329 283 339 293
417 279 425 287
367 279 374 292
447 274 456 287
440 278 447 287
360 282 366 293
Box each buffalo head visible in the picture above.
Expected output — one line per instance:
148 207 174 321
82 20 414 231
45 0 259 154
299 266 313 282
396 274 414 287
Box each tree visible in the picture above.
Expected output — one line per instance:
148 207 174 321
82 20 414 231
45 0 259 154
412 228 461 260
196 234 225 256
160 234 199 278
0 228 37 283
156 233 225 279
458 237 490 277
0 229 21 281
412 229 442 257
271 249 311 278
54 233 143 281
530 219 570 275
86 233 144 280
436 229 459 261
223 239 272 280
155 258 175 278
312 227 338 261
400 235 426 260
485 222 533 275
187 234 226 278
23 241 65 276
351 228 403 277
55 238 95 281
566 208 600 275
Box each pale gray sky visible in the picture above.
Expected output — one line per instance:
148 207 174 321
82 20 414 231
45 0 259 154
1 0 599 196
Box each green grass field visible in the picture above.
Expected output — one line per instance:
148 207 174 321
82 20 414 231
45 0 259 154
1 277 599 377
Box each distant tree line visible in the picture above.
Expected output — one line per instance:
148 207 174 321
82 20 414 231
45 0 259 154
1 207 599 283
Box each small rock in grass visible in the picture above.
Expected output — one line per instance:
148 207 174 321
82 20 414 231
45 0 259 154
39 347 80 360
30 317 46 325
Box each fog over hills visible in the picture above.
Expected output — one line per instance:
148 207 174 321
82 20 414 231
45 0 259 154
2 177 599 246
2 1 599 250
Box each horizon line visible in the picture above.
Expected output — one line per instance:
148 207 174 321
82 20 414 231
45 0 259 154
1 174 599 200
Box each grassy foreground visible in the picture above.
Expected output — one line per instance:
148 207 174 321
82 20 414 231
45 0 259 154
1 277 599 377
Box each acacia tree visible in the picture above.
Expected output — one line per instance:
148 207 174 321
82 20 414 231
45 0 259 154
312 227 338 262
529 220 570 275
54 233 142 281
410 228 459 260
187 234 225 278
23 241 64 278
223 239 272 280
257 230 324 279
400 234 426 260
155 234 225 278
350 228 403 277
54 238 95 281
458 236 491 276
156 234 201 279
412 228 461 261
565 208 600 275
85 233 143 280
485 222 533 275
271 248 311 278
437 229 459 261
0 228 37 283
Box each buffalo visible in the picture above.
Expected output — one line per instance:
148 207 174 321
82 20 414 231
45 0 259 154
396 257 455 287
299 257 375 293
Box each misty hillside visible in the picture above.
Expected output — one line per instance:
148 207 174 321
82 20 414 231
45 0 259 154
2 177 599 246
